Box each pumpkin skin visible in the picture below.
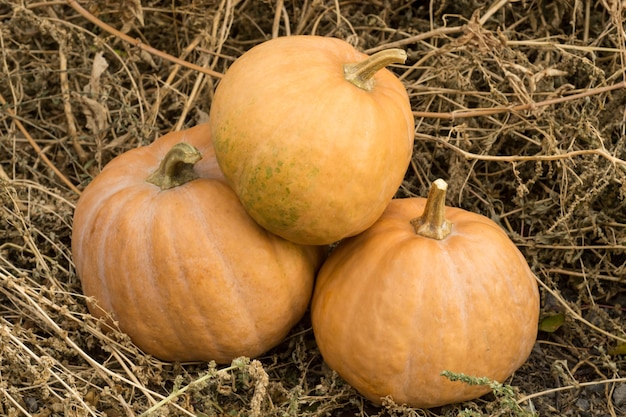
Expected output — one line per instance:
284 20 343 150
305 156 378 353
310 180 539 408
72 124 325 363
209 35 415 245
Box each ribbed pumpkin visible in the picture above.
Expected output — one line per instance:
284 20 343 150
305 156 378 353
311 179 540 408
72 124 325 363
209 35 415 245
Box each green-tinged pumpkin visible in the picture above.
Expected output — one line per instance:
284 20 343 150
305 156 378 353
72 124 325 363
209 35 415 245
311 179 540 408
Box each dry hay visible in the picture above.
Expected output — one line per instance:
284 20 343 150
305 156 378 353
1 0 626 416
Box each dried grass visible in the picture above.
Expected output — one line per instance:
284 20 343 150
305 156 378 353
1 0 626 416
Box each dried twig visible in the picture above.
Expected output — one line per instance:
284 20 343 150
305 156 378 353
365 26 462 54
0 93 82 195
517 376 626 404
480 0 511 25
65 0 224 79
59 44 88 164
146 33 206 128
424 133 626 170
272 0 285 38
413 81 626 119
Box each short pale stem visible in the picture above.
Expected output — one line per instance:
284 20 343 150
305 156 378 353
343 49 407 91
146 142 202 190
410 178 452 240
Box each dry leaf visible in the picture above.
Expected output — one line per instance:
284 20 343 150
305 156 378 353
77 52 110 134
120 0 145 33
76 94 109 134
85 51 109 96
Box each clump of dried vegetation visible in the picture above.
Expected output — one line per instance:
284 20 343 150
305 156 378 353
1 0 626 416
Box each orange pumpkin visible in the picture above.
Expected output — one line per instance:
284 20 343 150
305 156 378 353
311 179 539 408
209 35 415 245
72 124 325 363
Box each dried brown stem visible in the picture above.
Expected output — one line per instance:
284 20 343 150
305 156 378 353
0 93 82 195
413 81 626 120
423 133 626 170
65 0 224 79
59 44 88 164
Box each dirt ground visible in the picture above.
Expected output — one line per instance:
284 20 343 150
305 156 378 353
1 0 626 416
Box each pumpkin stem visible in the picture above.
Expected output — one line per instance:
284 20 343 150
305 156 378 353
410 179 452 240
146 142 202 190
343 49 407 92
